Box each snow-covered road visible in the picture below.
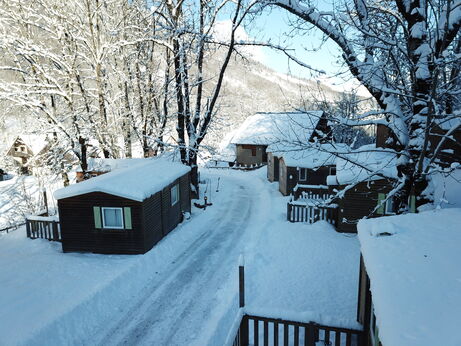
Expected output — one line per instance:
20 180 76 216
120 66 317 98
91 172 268 346
1 168 360 346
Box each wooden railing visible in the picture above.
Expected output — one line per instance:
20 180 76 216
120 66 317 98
287 202 338 226
26 216 61 242
233 315 364 346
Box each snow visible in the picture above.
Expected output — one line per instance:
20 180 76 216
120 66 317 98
54 158 191 201
0 168 361 345
432 168 461 208
230 111 324 146
276 143 349 169
75 157 148 173
0 176 41 229
330 144 398 185
358 209 461 346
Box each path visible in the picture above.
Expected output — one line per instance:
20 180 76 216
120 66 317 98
92 171 270 346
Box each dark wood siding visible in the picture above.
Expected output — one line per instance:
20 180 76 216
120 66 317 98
58 192 144 254
142 192 163 252
267 153 280 182
58 171 192 255
334 179 393 233
180 174 191 213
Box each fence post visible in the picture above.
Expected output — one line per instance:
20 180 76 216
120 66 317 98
239 254 245 308
239 315 249 346
305 323 317 346
287 203 292 222
52 221 59 241
26 219 31 238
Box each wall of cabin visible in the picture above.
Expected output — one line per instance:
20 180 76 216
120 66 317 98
58 192 145 254
333 180 393 233
236 144 267 166
59 173 192 254
267 153 280 182
278 159 298 196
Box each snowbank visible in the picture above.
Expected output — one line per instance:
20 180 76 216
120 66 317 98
358 209 461 346
54 158 190 201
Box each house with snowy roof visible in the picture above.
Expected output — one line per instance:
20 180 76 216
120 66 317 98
230 111 331 168
357 209 461 346
5 135 48 174
324 144 405 232
54 158 191 254
273 143 348 196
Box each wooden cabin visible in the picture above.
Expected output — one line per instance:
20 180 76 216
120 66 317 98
5 136 45 174
376 121 461 167
232 111 332 168
276 144 344 196
54 159 191 254
324 145 401 232
356 209 461 346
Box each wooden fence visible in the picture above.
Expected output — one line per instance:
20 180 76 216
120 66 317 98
233 315 364 346
287 202 338 226
26 217 61 242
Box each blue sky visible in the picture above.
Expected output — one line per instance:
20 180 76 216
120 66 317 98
247 6 344 76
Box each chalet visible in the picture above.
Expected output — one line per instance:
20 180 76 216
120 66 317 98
274 144 348 196
54 159 191 254
5 135 48 174
326 145 401 233
357 209 461 346
231 111 331 168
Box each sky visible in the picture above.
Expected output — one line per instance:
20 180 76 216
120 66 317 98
239 5 367 94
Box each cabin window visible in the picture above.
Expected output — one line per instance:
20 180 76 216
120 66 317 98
299 168 307 181
171 184 179 206
329 167 336 175
385 198 396 215
101 207 124 229
377 193 396 215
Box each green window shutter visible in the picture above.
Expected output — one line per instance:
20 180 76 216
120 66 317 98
376 193 386 215
410 195 416 213
124 207 132 230
93 207 102 229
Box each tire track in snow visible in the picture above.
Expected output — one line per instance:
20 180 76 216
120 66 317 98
93 177 254 346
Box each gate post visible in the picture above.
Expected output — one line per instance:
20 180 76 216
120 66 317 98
239 254 245 308
239 315 249 346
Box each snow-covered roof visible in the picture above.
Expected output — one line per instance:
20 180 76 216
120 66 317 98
434 115 461 131
55 158 190 201
358 208 461 346
75 158 148 173
230 111 324 146
328 144 398 185
278 144 349 169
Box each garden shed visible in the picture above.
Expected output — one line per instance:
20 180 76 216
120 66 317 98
54 158 191 254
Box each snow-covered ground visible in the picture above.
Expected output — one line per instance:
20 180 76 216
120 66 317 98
0 168 360 345
0 176 41 229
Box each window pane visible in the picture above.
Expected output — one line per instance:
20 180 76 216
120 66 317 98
103 208 123 228
171 185 179 206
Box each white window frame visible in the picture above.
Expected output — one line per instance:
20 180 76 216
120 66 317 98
171 184 179 206
385 198 396 215
101 207 124 229
299 168 307 181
